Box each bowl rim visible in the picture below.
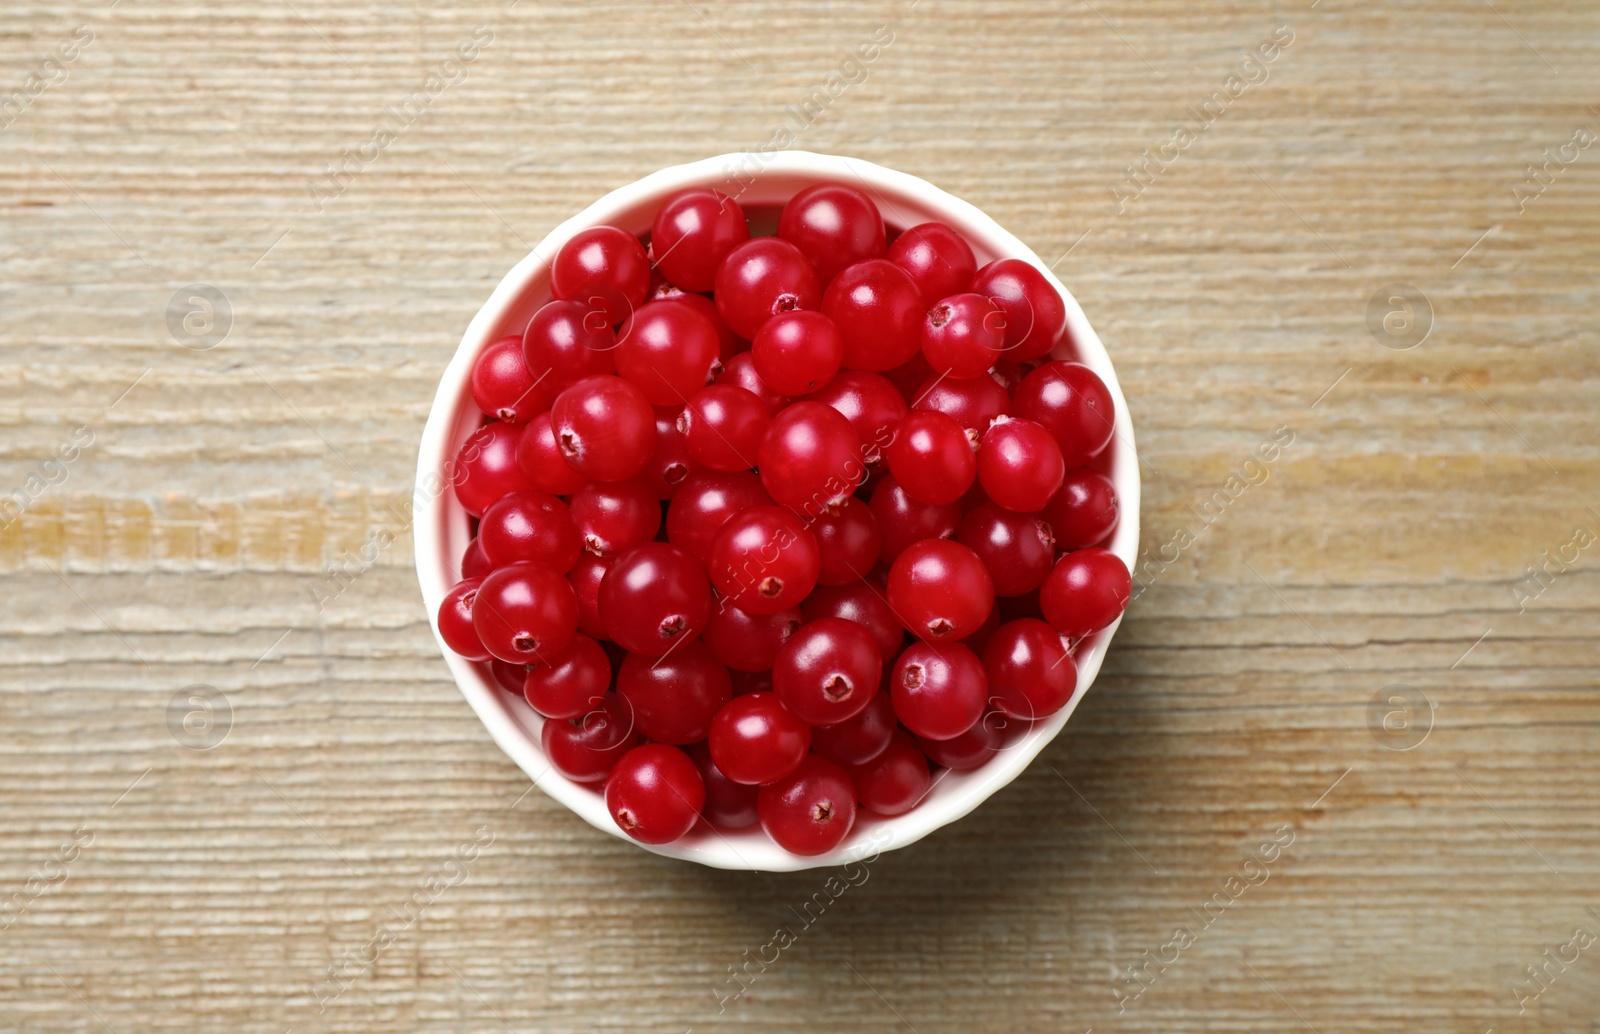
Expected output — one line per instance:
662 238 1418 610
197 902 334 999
413 149 1140 872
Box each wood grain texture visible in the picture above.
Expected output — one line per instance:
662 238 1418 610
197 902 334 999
2 0 1598 1031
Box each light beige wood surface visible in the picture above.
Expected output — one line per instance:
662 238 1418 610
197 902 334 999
2 1 1598 1031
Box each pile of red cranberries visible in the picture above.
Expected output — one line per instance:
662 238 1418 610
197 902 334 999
437 182 1130 856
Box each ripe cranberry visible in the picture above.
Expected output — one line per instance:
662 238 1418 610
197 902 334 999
773 617 883 726
522 299 616 392
489 659 530 695
971 258 1066 361
479 491 581 573
887 222 978 305
550 375 657 483
460 537 491 580
882 350 936 405
868 476 960 563
728 668 774 697
916 711 1008 769
884 410 976 506
452 421 532 517
1046 469 1119 550
777 183 886 285
717 351 789 415
515 411 588 495
650 188 749 292
977 416 1065 514
758 401 866 519
1012 360 1117 468
963 600 1002 655
808 497 881 586
523 633 611 719
887 539 994 642
751 310 844 396
707 504 820 615
850 731 931 816
1039 548 1131 638
810 686 896 767
438 577 489 660
913 371 1009 445
805 370 907 462
568 479 661 559
598 542 712 656
957 500 1055 597
983 618 1077 720
921 293 1006 380
542 693 638 783
639 408 700 499
758 756 857 856
614 300 722 406
703 602 801 672
709 692 811 785
688 742 760 829
890 640 987 740
567 553 611 639
471 562 578 664
714 237 821 340
605 744 704 844
617 640 732 744
678 384 769 471
551 226 650 326
665 469 772 562
802 580 905 660
472 335 552 423
665 291 741 360
822 259 923 371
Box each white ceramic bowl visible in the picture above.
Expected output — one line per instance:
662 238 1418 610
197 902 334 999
414 150 1139 871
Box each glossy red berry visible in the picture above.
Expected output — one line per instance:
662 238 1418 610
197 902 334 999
882 350 936 405
678 384 769 471
808 496 881 586
810 686 896 767
887 539 994 642
971 257 1066 362
805 370 907 462
714 237 821 340
707 504 820 615
869 476 961 564
921 293 1006 380
473 335 552 423
438 578 489 660
639 408 700 499
665 469 772 562
489 659 530 695
757 401 865 519
916 711 1009 770
1012 360 1117 468
773 617 883 726
703 602 801 672
471 562 579 664
551 226 650 326
479 491 581 573
615 300 722 406
598 542 712 656
890 640 987 740
802 580 906 660
522 299 616 392
605 744 705 844
751 310 844 396
515 411 588 495
1045 469 1119 550
728 668 774 697
523 633 611 719
777 184 886 285
569 478 661 557
758 755 857 856
452 421 532 517
823 259 924 371
983 618 1077 720
666 292 740 360
542 693 638 783
550 375 657 483
708 692 811 785
850 730 931 816
689 743 760 829
716 351 789 416
650 188 749 292
977 416 1065 513
1039 547 1131 638
957 500 1056 597
617 640 732 744
887 222 977 305
912 371 1009 445
567 553 611 639
460 537 491 580
884 410 976 506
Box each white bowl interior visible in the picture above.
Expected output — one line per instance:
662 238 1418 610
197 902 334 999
414 151 1140 871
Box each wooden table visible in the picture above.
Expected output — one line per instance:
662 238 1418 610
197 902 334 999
2 1 1597 1030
